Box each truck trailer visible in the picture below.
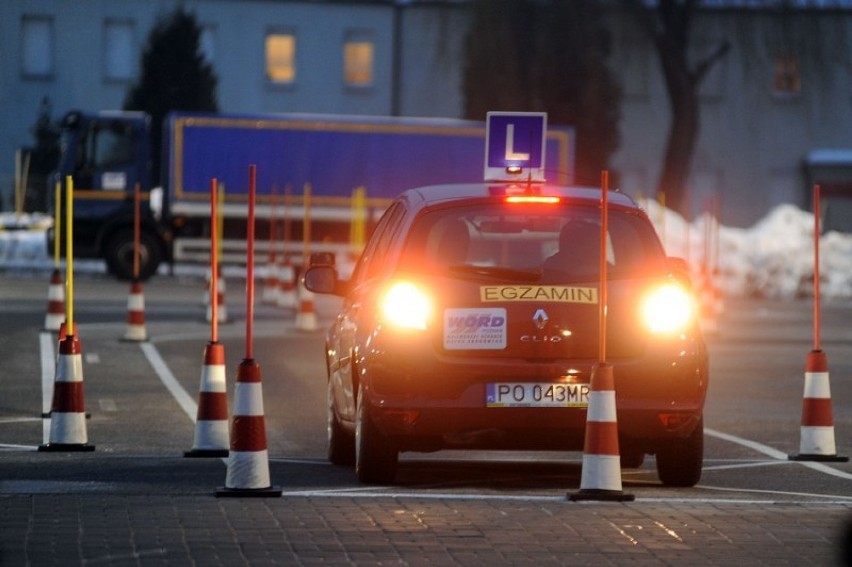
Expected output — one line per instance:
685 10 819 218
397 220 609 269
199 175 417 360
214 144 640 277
50 110 575 280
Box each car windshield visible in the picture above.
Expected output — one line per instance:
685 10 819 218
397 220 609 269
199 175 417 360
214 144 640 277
398 203 666 283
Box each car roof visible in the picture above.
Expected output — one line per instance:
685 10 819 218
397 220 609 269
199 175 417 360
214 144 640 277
402 183 641 213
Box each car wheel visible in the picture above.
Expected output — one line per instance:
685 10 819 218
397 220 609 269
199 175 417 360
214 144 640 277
620 447 645 469
655 418 704 487
355 384 398 484
327 379 355 466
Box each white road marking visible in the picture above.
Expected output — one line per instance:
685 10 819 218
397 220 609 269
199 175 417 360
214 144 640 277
705 427 852 481
39 332 54 416
139 342 197 423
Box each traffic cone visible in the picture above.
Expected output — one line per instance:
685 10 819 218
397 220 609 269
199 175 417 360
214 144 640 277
276 256 296 309
216 358 281 497
206 265 228 323
122 280 147 341
295 279 318 331
789 350 848 462
185 341 230 458
262 262 279 304
44 269 65 332
569 363 634 501
39 333 95 452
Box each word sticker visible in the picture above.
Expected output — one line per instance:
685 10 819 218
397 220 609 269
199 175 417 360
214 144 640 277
444 308 507 350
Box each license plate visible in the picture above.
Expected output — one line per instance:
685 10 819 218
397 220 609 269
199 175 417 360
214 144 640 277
486 383 589 408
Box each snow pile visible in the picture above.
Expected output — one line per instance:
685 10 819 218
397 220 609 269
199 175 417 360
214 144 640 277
3 204 852 299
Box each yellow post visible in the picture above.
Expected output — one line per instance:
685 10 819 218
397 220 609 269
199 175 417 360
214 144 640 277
217 182 225 260
302 183 312 264
53 180 61 268
66 176 74 333
350 186 366 256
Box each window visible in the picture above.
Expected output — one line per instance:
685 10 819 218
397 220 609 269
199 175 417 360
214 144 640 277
344 32 374 87
266 32 295 83
774 55 801 95
21 15 53 78
104 19 135 81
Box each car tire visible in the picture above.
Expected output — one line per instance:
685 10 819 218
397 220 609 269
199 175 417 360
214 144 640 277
327 379 355 466
355 384 398 484
620 447 645 469
655 418 704 487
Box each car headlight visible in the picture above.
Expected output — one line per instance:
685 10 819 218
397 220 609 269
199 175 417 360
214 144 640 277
380 281 432 330
641 283 695 334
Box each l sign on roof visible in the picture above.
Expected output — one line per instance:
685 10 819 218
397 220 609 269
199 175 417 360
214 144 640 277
484 111 547 182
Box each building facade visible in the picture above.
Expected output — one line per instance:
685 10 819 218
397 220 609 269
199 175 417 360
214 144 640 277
1 0 850 228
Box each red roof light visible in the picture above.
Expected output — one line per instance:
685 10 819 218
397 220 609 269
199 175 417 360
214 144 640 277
504 195 561 204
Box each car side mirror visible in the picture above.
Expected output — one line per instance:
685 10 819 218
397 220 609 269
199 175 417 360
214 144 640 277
304 265 344 296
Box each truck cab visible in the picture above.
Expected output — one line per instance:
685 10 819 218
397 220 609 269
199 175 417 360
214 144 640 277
51 111 167 280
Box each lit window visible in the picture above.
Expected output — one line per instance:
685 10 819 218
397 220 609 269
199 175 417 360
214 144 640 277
774 55 800 95
104 19 135 81
21 16 53 78
344 38 373 86
266 33 295 83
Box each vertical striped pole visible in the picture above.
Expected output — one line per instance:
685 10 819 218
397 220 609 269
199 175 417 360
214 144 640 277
789 185 847 462
217 165 281 497
570 171 634 501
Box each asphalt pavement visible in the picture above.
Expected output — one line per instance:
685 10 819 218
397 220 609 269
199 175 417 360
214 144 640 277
2 270 852 566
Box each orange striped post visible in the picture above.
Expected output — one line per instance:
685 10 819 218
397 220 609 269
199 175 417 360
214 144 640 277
123 183 147 341
217 165 281 497
187 178 230 458
276 185 296 309
570 171 634 502
789 185 847 462
45 179 65 331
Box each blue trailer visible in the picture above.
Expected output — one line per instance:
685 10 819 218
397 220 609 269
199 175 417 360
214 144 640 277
51 110 574 279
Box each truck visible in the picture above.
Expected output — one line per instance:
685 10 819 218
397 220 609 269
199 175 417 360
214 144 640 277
50 110 575 280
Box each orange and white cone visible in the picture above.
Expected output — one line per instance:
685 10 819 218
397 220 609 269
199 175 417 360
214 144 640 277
216 358 281 496
39 334 94 452
185 341 229 458
276 256 297 309
262 262 279 304
123 280 147 341
44 269 65 332
295 280 318 331
569 363 634 501
205 266 228 324
789 350 848 462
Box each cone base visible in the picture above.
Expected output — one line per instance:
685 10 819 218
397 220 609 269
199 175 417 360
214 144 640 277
38 443 95 452
568 489 635 502
215 485 282 498
184 449 230 458
788 453 848 462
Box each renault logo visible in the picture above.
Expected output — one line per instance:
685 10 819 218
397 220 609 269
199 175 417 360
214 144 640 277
532 308 549 330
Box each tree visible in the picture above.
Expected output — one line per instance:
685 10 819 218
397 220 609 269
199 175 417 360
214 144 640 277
463 0 622 185
24 97 61 212
124 8 218 183
619 0 730 219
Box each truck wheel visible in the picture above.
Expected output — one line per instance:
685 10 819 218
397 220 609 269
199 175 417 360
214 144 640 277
327 379 355 466
656 418 704 487
355 384 397 484
105 230 162 281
